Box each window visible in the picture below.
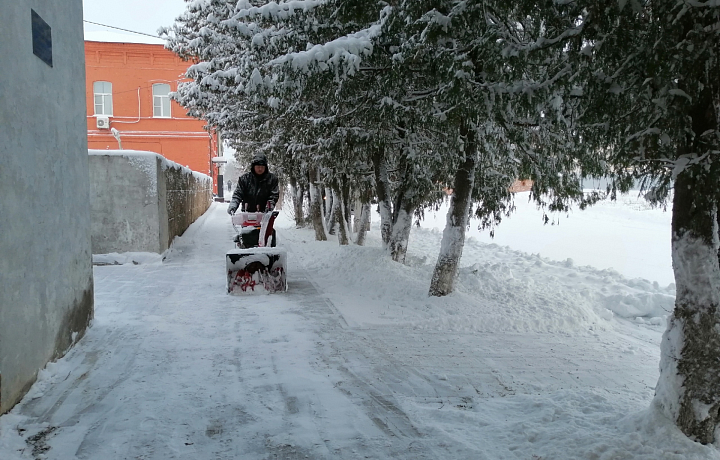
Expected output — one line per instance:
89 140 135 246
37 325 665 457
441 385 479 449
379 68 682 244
93 81 113 115
153 83 171 118
31 10 52 67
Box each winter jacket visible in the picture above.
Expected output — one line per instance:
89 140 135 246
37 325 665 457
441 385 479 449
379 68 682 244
230 156 279 212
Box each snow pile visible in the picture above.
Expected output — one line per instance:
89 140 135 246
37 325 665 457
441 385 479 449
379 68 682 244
450 235 675 320
286 222 673 333
401 389 717 460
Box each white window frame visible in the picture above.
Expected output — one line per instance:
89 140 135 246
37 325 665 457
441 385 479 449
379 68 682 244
152 83 172 118
93 81 113 116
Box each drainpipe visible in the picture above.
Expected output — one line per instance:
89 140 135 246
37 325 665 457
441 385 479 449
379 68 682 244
110 127 122 150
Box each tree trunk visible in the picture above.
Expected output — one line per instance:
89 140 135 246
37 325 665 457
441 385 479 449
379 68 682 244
341 180 352 235
308 169 327 241
276 181 285 210
345 199 353 236
355 202 371 246
654 171 720 444
388 147 418 263
324 186 335 233
304 184 312 226
324 186 333 216
389 200 413 263
429 125 478 297
353 197 362 235
372 147 393 249
333 188 350 245
290 176 305 228
327 187 339 235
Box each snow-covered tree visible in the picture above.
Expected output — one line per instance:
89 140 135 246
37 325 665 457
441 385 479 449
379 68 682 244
554 0 720 442
162 0 334 238
380 1 608 296
503 0 720 442
162 0 606 294
250 0 454 254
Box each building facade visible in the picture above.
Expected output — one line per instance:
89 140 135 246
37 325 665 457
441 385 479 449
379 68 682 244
1 1 94 413
84 41 220 182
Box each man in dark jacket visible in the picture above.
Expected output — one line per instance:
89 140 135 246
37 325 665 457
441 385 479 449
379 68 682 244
227 153 279 214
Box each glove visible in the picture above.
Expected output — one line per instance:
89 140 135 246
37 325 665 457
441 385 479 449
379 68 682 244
227 202 238 215
267 200 275 211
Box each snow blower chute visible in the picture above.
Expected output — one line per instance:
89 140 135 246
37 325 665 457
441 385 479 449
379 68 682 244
227 206 287 294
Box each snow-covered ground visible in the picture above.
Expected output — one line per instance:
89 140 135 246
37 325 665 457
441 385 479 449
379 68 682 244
2 194 717 459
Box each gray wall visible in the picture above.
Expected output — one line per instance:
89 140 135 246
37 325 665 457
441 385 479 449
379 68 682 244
0 1 94 413
89 150 212 254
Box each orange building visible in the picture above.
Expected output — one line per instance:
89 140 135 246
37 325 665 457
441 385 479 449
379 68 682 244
84 40 221 188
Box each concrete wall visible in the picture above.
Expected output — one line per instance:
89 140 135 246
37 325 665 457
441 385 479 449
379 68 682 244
89 150 212 254
0 1 94 413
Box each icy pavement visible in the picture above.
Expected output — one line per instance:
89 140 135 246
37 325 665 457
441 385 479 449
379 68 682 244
1 202 718 459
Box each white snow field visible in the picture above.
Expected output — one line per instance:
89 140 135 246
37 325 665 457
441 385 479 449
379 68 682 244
2 194 718 459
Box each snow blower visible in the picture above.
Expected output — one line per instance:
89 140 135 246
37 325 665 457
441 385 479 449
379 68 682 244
227 204 287 294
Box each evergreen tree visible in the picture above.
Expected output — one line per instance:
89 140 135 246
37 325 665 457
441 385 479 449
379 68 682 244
383 1 607 296
163 0 604 291
505 0 720 442
558 0 720 442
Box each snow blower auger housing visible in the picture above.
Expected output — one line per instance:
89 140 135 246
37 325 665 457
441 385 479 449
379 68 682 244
227 208 287 294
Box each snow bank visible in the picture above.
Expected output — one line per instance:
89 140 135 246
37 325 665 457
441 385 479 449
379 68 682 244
401 388 717 460
452 235 675 320
285 216 673 333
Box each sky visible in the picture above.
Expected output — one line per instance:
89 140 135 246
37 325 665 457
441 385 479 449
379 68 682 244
82 0 189 44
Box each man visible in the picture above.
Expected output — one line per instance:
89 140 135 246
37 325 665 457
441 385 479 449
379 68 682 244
227 153 279 214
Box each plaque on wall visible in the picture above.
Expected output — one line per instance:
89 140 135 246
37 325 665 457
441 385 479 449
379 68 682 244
32 9 53 67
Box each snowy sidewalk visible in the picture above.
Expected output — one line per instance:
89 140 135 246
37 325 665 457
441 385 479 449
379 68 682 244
1 203 718 459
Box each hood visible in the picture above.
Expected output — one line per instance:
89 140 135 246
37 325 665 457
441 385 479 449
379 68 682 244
250 153 268 171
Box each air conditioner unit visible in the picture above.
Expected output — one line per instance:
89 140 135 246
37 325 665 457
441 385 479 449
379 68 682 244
96 116 110 129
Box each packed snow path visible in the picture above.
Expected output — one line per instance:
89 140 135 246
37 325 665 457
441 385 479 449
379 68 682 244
2 203 718 459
